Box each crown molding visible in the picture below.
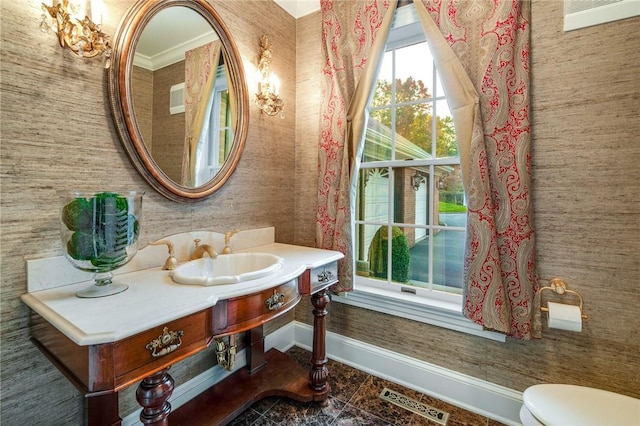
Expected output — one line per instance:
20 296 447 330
274 0 320 18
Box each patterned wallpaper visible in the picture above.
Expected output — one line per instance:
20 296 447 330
0 0 638 424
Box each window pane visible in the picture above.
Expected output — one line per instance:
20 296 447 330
371 51 393 108
355 223 390 279
356 168 389 222
431 229 464 292
395 42 434 101
395 104 432 159
370 106 392 128
435 164 465 224
389 226 412 283
407 231 429 286
392 166 429 227
363 114 393 162
435 100 458 158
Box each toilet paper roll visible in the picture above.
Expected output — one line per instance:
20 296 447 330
547 302 582 332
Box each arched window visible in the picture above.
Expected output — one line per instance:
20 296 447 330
355 5 465 300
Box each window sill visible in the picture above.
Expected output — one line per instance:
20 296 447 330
333 285 506 342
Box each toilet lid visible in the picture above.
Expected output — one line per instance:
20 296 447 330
524 384 640 426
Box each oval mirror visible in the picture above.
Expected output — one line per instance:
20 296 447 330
108 0 249 202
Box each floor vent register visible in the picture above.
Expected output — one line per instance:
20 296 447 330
379 387 449 425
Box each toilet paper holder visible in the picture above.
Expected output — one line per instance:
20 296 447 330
539 278 588 320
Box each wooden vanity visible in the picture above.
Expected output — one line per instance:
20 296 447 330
22 239 342 426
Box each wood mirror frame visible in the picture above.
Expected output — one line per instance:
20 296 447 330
108 0 249 203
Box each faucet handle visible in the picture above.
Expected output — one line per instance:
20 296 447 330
222 230 240 254
224 230 240 245
149 240 178 270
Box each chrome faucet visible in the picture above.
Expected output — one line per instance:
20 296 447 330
221 229 240 254
190 239 218 260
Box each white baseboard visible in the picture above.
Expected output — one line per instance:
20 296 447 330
123 321 522 425
294 321 523 425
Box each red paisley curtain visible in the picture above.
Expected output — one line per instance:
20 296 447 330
417 0 539 339
316 0 396 292
316 0 538 339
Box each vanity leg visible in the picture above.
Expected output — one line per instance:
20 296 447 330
309 289 330 396
136 368 174 425
87 392 121 426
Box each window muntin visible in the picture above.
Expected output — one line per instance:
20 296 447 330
355 16 466 299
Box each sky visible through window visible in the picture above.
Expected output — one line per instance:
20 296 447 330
376 42 453 121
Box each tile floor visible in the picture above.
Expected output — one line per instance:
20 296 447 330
229 346 506 426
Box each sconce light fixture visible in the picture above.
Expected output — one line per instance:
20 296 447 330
255 35 284 118
40 0 111 64
411 171 426 191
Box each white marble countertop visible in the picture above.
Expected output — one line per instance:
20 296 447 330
21 237 343 346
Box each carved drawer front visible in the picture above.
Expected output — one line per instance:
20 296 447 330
211 280 300 336
114 310 208 386
310 261 338 292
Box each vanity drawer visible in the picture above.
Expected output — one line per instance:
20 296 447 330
211 280 300 336
309 261 338 292
114 310 208 386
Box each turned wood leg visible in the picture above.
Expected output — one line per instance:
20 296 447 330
87 392 121 426
309 289 329 393
136 368 174 425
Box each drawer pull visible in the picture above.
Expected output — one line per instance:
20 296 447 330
146 327 183 358
265 290 285 311
317 270 333 283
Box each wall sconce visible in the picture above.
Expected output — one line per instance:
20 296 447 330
411 172 426 191
254 35 284 118
40 0 111 64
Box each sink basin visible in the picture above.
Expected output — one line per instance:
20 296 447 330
170 253 284 286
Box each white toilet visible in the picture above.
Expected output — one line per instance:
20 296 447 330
520 384 640 426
